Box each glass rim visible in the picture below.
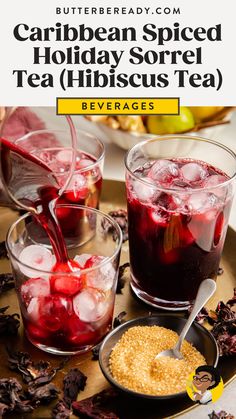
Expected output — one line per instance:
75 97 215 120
124 135 236 193
15 128 105 174
6 204 123 276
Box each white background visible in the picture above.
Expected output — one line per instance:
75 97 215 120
0 0 236 106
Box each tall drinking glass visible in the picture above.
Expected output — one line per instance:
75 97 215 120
125 136 236 310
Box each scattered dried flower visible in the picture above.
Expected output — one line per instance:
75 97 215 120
7 349 67 386
0 377 34 416
0 306 20 336
0 242 8 259
193 289 236 356
217 267 224 276
91 343 102 361
72 388 119 419
117 263 129 294
113 311 127 328
52 368 87 419
0 273 14 294
52 399 71 419
63 368 87 407
208 410 235 419
27 382 59 404
102 210 128 243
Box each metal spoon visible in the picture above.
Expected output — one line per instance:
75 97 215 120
155 278 216 360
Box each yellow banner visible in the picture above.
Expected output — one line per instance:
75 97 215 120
57 97 179 115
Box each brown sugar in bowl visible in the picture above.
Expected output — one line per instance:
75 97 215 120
99 314 219 400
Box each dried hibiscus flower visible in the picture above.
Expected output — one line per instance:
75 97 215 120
7 349 67 386
113 311 127 328
72 388 119 419
52 368 87 419
116 263 130 294
102 210 128 243
0 306 20 336
63 368 87 407
0 377 34 416
0 241 8 259
193 289 236 356
208 410 235 419
217 267 224 276
27 382 59 404
52 399 72 419
0 273 14 294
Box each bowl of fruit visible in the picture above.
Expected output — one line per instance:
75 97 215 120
85 107 234 150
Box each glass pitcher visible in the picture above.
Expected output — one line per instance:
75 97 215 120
0 107 78 210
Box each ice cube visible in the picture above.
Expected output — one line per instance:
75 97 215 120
56 149 73 164
19 245 54 278
131 179 156 202
21 277 50 305
180 162 208 183
27 297 40 322
149 208 169 227
204 175 228 198
73 288 108 322
74 253 92 268
85 256 115 291
51 273 83 296
66 173 88 201
50 260 82 296
188 192 217 212
148 160 179 185
78 158 94 169
39 295 72 332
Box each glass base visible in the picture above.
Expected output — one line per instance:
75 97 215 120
130 276 191 311
26 334 93 355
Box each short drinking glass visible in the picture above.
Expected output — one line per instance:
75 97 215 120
7 205 122 355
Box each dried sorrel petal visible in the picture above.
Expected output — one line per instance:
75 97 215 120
217 267 224 276
208 410 235 419
216 301 235 320
188 306 209 324
91 343 102 361
117 263 129 294
194 288 236 356
0 273 14 294
227 288 236 307
0 377 34 415
0 241 8 259
63 368 87 407
113 311 127 328
7 349 67 386
102 210 128 243
0 402 9 417
27 382 59 404
52 400 71 419
72 388 119 419
0 306 20 336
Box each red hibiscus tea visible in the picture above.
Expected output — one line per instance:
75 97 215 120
1 137 121 355
125 137 236 310
7 206 121 355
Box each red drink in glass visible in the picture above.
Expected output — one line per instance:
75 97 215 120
125 137 236 310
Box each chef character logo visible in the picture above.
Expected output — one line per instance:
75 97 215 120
186 365 223 404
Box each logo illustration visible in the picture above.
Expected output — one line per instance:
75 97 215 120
186 365 224 404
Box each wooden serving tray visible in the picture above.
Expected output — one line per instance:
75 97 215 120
0 179 235 419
